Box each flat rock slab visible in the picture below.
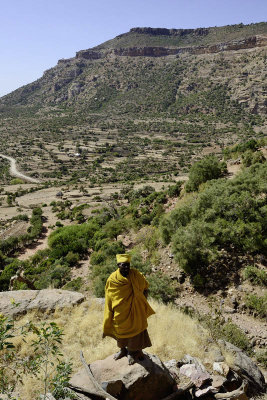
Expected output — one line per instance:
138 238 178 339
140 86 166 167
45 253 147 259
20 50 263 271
90 352 175 400
0 289 85 316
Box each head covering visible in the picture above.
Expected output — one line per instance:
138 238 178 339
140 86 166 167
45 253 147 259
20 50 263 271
116 254 131 263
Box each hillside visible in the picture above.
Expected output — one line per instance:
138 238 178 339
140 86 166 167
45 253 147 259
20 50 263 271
0 23 266 398
0 22 266 124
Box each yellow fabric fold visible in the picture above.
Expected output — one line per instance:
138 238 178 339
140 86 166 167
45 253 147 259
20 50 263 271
103 268 155 339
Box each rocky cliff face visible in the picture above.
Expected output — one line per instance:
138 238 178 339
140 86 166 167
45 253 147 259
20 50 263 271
0 23 266 122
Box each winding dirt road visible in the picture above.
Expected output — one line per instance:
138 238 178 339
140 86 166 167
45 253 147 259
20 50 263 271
0 154 40 183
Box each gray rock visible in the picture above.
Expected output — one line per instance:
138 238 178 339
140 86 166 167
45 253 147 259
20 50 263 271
69 368 96 395
89 352 175 400
218 340 266 394
180 363 210 388
211 374 227 389
213 362 230 376
164 359 180 381
0 289 85 316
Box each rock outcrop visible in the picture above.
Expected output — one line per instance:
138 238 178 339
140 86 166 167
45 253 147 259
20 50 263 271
0 289 85 316
75 35 267 60
70 352 175 400
69 347 266 400
218 340 266 395
111 35 267 58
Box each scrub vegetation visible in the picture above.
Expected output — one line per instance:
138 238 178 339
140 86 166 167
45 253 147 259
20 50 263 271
3 299 232 400
0 22 266 399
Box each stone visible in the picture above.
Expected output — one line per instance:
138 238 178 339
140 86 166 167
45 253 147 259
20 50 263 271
69 368 96 395
180 364 210 388
0 289 85 316
89 352 175 400
211 375 227 389
213 362 230 377
218 340 266 394
164 359 180 381
210 347 225 363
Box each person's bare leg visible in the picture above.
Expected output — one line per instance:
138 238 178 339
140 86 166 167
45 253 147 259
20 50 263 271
114 347 127 360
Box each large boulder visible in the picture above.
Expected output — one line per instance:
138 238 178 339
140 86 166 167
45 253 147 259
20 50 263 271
218 340 266 395
0 289 85 316
70 352 175 400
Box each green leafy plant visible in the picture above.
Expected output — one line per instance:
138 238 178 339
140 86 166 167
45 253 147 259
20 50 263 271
0 310 73 399
242 265 267 286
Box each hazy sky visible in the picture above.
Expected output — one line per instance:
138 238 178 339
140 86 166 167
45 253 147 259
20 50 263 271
0 0 266 97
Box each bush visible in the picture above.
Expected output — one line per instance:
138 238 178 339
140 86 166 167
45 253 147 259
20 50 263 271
36 264 71 289
161 163 267 275
130 251 151 275
242 265 267 286
203 314 251 353
63 277 83 292
92 260 117 297
65 251 79 267
48 222 99 258
221 321 251 352
185 155 226 192
147 272 176 303
242 150 266 167
255 349 267 369
245 294 267 318
90 241 125 266
167 181 183 198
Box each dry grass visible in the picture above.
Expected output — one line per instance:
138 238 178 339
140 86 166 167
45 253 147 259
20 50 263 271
13 298 223 399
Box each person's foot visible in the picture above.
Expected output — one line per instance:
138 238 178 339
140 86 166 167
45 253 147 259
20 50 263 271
127 352 136 365
114 347 127 360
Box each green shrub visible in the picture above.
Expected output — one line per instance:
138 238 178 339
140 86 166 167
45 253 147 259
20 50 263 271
161 163 267 275
221 321 251 352
63 277 83 292
0 260 21 291
65 252 79 267
255 349 267 369
203 315 251 353
147 272 176 303
36 264 71 289
242 150 266 167
185 155 226 192
90 240 125 266
92 260 117 297
167 181 183 198
103 219 126 240
245 294 267 318
48 222 99 258
242 265 267 286
130 251 151 275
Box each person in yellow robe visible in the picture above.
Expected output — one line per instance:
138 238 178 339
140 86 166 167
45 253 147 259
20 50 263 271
103 254 155 365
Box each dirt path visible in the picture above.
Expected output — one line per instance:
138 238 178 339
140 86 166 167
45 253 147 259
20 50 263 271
0 153 40 183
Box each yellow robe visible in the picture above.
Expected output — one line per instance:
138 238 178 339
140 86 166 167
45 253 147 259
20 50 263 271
103 268 155 339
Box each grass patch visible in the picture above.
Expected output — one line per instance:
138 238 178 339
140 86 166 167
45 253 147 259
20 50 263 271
11 298 219 399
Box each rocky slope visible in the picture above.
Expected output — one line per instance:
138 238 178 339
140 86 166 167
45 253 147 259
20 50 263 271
0 22 266 127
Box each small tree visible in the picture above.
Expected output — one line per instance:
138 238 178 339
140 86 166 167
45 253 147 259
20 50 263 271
185 155 226 192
